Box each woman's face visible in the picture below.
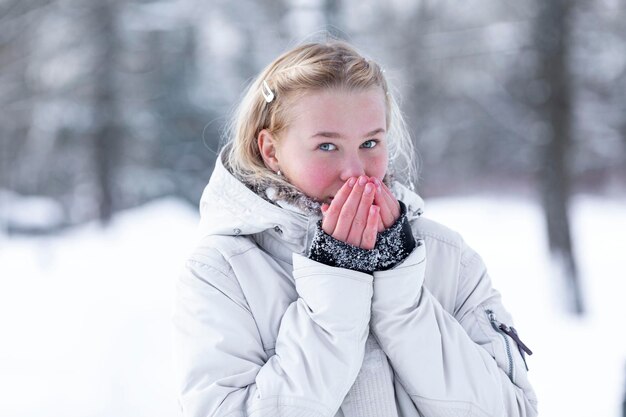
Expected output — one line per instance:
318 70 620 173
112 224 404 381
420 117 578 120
264 88 388 204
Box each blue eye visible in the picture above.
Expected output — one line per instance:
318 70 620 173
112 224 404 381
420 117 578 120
319 143 337 151
361 140 378 149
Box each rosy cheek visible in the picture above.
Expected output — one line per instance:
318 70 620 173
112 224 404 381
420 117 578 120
367 157 388 179
306 164 334 186
292 160 330 196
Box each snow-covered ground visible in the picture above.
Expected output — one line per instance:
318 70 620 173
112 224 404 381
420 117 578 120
0 194 624 417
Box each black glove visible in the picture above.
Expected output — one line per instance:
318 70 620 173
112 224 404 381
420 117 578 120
308 201 416 273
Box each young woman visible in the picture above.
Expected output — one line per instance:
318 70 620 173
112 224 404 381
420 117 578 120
172 40 538 417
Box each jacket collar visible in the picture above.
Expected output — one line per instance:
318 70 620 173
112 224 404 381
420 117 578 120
197 154 316 249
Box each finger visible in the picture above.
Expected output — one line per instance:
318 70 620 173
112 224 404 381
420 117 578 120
378 216 385 233
376 181 400 228
333 176 368 242
360 205 380 250
372 178 396 227
322 177 356 235
346 181 376 246
381 182 401 220
321 204 329 218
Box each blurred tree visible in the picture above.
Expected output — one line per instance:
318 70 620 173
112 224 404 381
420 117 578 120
570 1 626 192
532 0 583 314
145 25 217 206
91 0 122 225
0 0 34 195
0 0 60 233
2 0 625 237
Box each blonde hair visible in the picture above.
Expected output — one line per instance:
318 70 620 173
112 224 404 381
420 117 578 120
222 40 417 194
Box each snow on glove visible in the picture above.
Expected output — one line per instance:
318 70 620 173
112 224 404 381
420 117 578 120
308 201 416 273
375 200 416 270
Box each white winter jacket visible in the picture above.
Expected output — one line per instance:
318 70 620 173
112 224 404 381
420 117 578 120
172 155 538 417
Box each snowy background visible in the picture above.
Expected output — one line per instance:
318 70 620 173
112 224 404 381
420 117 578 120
1 193 625 417
2 0 625 416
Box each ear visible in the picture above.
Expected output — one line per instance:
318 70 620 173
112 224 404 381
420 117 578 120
257 129 280 172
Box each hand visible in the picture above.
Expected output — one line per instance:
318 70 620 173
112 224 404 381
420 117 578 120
371 178 400 231
320 176 380 250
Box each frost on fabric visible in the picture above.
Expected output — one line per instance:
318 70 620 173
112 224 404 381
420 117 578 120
264 186 322 216
308 201 416 273
309 229 381 273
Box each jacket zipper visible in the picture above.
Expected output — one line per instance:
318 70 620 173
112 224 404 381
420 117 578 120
508 326 531 371
486 309 534 376
486 309 515 381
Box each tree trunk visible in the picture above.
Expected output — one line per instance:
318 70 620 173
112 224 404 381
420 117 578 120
533 0 584 315
91 0 120 225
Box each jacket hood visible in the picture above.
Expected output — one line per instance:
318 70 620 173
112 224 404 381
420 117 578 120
197 153 425 243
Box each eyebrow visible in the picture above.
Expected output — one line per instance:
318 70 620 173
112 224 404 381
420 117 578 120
310 128 385 139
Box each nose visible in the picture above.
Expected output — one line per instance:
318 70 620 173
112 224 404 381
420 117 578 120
339 153 366 182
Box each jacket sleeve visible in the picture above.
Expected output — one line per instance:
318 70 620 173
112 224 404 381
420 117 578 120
370 239 538 417
172 251 373 417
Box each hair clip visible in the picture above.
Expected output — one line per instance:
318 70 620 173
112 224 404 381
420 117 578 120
262 80 274 103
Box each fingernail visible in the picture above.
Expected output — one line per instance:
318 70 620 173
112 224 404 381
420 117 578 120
358 176 367 186
348 177 356 187
364 183 374 194
370 205 378 215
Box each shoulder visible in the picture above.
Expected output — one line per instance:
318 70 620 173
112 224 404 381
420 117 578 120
413 216 463 249
412 216 481 265
394 185 470 259
179 235 262 312
184 234 272 284
183 233 287 288
189 235 258 267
